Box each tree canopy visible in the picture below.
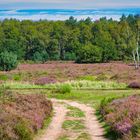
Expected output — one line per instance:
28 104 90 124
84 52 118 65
0 15 139 64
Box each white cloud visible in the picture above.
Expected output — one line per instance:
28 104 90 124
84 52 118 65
0 0 140 8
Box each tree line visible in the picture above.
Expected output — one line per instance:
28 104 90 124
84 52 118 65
0 15 140 70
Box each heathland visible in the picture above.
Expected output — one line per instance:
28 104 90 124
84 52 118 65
0 14 140 140
0 61 140 140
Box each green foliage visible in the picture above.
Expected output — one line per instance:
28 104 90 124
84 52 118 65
67 106 85 118
76 44 102 63
65 52 76 60
2 80 127 90
96 73 110 81
57 84 72 94
0 16 139 63
62 120 85 130
0 74 9 81
78 75 97 81
0 51 18 71
76 132 90 140
54 80 127 90
31 51 49 63
57 135 69 140
99 97 116 114
13 74 22 81
15 121 33 140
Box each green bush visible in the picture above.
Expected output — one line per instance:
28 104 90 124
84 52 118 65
96 73 109 81
57 84 72 94
32 51 49 63
76 44 102 63
13 74 22 81
65 52 76 60
78 75 96 81
0 74 9 81
0 51 18 71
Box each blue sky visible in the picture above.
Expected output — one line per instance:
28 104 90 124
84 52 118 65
0 0 140 9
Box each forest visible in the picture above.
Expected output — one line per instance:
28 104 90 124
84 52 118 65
0 14 139 69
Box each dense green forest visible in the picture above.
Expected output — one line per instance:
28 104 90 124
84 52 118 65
0 15 140 66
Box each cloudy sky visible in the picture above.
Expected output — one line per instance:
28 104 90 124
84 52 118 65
0 0 140 9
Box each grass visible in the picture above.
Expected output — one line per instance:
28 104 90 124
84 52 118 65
2 80 127 90
33 114 53 140
95 110 118 140
11 88 140 107
76 132 91 140
53 80 127 90
57 135 70 140
62 120 85 131
4 80 140 139
47 89 139 107
67 106 85 118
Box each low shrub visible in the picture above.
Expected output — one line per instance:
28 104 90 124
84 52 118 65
57 84 72 94
0 74 9 81
14 120 33 140
96 73 110 81
0 91 52 140
128 82 140 89
35 77 56 85
78 75 97 81
99 95 140 140
13 74 23 81
0 51 18 71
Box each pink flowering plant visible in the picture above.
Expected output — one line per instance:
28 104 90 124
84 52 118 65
100 95 140 140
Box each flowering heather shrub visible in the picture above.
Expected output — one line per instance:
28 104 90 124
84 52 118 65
100 95 140 140
0 91 52 140
35 77 56 85
9 62 140 84
128 82 140 89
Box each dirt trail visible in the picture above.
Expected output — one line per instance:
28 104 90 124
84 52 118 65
36 99 107 140
34 102 68 140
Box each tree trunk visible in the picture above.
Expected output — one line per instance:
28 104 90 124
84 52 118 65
136 44 139 68
132 51 138 69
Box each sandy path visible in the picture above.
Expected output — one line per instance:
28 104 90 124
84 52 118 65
36 99 107 140
64 101 106 140
34 102 67 140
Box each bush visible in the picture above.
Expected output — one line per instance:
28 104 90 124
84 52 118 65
15 121 33 140
76 44 102 63
13 74 22 81
0 92 53 140
32 51 49 63
78 75 96 81
57 84 72 94
65 52 76 60
0 51 18 71
35 77 56 85
128 82 140 89
0 74 9 81
99 95 140 140
96 73 109 81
